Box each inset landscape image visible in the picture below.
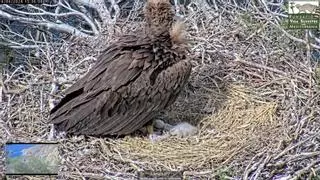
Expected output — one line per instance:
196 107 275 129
288 0 319 14
5 143 60 175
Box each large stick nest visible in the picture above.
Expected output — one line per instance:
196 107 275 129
1 1 320 179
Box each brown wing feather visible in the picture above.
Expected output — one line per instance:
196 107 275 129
49 32 191 136
71 59 190 136
49 0 193 136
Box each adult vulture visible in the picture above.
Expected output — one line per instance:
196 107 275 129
49 0 192 136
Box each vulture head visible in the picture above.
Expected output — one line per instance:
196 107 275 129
144 0 175 37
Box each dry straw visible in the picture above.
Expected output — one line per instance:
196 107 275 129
102 85 285 174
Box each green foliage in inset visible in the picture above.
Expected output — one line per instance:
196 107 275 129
6 156 58 174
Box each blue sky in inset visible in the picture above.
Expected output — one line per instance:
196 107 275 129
5 144 35 158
